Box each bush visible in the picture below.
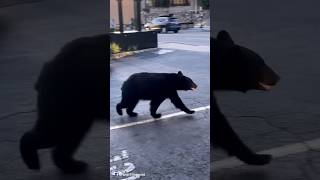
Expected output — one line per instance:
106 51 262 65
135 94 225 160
110 42 121 54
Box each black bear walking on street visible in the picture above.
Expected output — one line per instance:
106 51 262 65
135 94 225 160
20 34 108 173
117 72 197 118
212 30 280 165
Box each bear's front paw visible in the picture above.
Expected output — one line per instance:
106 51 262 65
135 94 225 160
58 160 88 174
238 154 272 165
127 112 138 117
185 110 195 114
151 113 162 119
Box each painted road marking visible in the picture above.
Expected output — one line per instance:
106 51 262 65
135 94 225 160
158 42 210 53
110 105 210 130
110 150 146 179
110 150 129 163
212 138 320 171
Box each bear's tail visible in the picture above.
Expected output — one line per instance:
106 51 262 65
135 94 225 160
20 132 41 170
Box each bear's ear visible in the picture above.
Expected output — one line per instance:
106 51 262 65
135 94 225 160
178 71 183 76
217 30 234 47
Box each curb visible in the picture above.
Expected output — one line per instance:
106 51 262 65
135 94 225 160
111 47 158 60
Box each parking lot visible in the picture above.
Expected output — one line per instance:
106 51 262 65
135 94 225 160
110 30 210 179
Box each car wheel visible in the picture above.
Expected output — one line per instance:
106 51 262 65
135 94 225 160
174 30 179 33
162 27 166 33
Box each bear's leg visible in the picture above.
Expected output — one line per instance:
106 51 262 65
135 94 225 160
20 129 55 170
117 91 134 116
116 97 128 116
116 102 123 115
169 92 195 114
126 98 139 117
52 130 89 174
52 115 93 174
212 103 272 165
150 98 166 118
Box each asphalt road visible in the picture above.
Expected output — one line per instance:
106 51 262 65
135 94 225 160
212 0 320 179
0 1 108 179
110 30 210 179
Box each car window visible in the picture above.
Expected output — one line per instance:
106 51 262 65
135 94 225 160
152 17 168 23
169 18 178 22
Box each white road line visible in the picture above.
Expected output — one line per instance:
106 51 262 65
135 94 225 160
154 49 175 55
110 105 210 130
158 43 210 53
212 138 320 171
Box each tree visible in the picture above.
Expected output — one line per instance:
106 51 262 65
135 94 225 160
200 0 209 9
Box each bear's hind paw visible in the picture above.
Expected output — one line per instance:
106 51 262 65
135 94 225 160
20 133 40 170
116 104 123 115
239 154 272 165
151 113 162 119
185 110 195 114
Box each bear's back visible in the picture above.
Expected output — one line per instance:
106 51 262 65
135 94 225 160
122 72 178 99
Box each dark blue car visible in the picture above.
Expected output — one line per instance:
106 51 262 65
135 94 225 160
144 16 181 33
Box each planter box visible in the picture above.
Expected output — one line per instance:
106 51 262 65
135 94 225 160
110 31 158 52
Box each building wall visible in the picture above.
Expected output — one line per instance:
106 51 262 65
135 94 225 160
110 0 135 26
110 0 207 29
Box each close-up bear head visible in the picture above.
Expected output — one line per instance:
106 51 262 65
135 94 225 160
212 30 280 92
176 71 198 91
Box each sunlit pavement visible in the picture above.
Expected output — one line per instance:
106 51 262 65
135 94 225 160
212 0 320 179
110 30 210 179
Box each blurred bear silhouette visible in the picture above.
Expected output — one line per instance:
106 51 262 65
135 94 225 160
212 30 280 165
20 34 108 174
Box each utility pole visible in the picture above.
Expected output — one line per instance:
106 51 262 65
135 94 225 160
134 0 142 31
117 0 124 33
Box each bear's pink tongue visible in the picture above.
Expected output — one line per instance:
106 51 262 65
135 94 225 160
259 82 273 91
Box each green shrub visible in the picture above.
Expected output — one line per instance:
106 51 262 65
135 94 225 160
110 42 121 54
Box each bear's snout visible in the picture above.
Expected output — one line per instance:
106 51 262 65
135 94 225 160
191 83 198 90
258 65 280 91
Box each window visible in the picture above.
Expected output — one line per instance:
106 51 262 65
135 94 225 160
171 0 189 6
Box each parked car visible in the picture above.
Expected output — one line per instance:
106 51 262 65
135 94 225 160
144 16 181 33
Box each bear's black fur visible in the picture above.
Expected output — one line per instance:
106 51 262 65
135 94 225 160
116 71 197 118
212 30 280 165
20 34 108 173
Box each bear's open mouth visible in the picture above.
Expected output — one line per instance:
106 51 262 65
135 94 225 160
258 82 273 91
191 83 198 90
